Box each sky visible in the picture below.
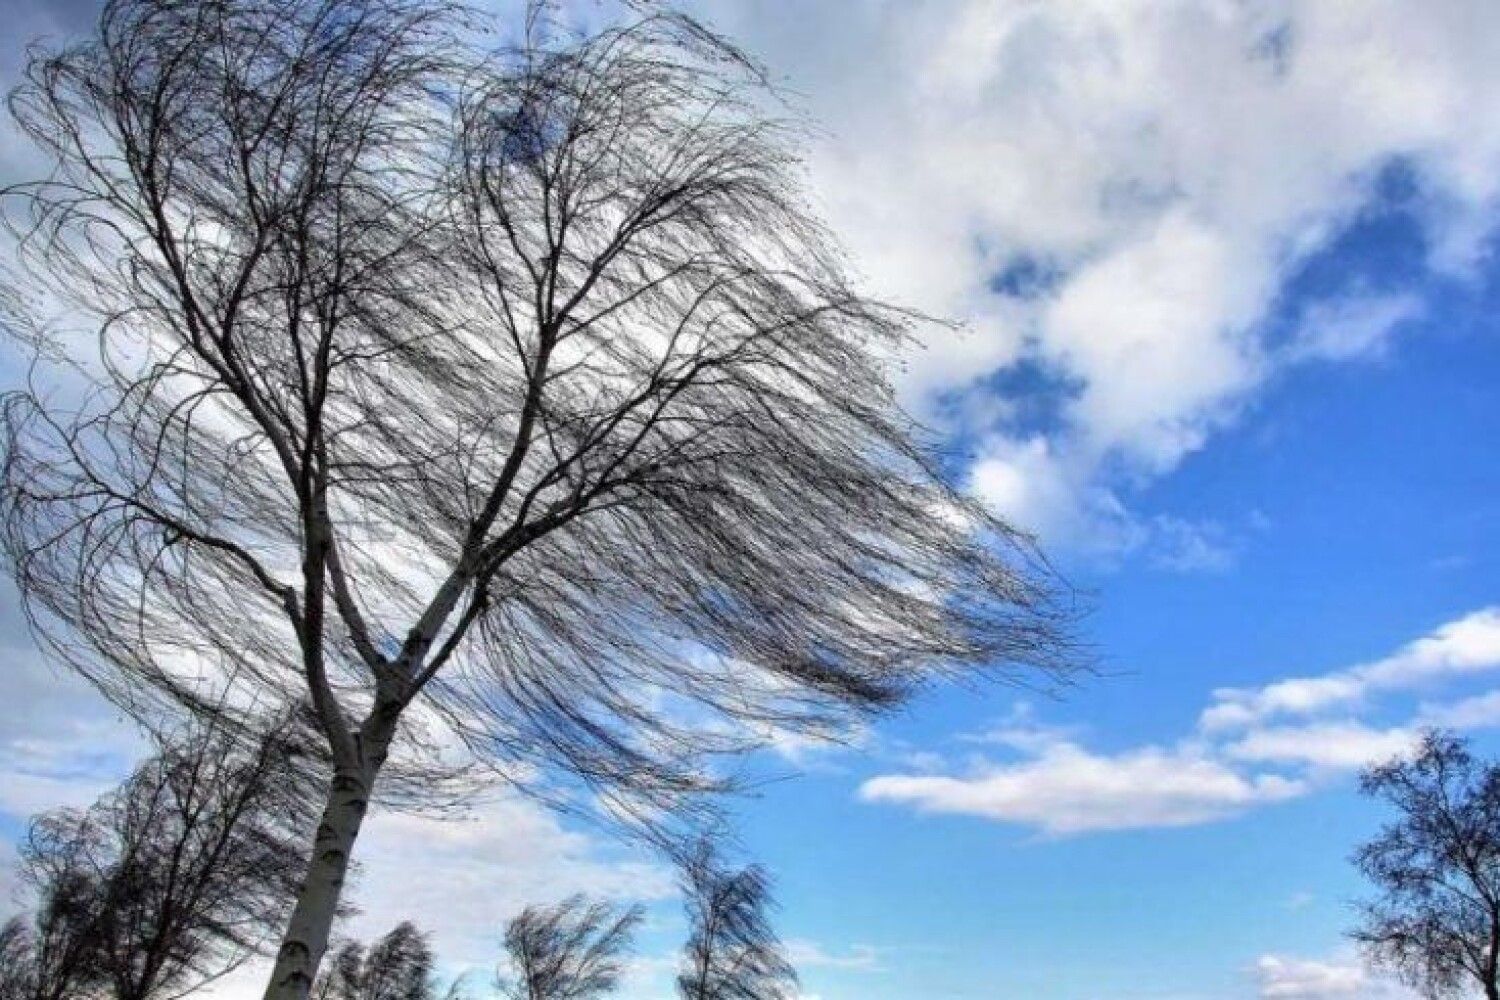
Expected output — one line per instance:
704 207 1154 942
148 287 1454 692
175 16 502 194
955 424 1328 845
3 1 1500 998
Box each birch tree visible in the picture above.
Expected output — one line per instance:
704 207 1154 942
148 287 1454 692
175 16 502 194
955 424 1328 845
0 1 1073 998
675 839 796 1000
313 924 436 1000
0 868 98 1000
0 718 307 1000
501 896 642 1000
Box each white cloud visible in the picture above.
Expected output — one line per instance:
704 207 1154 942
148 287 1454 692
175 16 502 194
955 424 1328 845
1255 954 1365 998
762 719 872 770
3 751 677 999
0 735 139 818
1042 209 1266 474
969 437 1178 562
969 436 1092 545
344 795 675 971
1253 952 1416 999
783 939 885 973
1204 608 1500 730
1148 516 1238 573
860 736 1303 835
0 591 673 996
1224 722 1419 770
1286 292 1424 363
702 0 1500 558
864 609 1500 834
1421 688 1500 729
0 584 146 819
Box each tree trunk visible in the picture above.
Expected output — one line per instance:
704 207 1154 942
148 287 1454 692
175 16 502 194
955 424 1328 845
261 764 374 1000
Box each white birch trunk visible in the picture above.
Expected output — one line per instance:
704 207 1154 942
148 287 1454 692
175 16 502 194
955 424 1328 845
261 764 373 1000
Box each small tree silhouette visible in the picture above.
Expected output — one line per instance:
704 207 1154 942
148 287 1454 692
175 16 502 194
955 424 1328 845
501 896 642 1000
1353 730 1500 1000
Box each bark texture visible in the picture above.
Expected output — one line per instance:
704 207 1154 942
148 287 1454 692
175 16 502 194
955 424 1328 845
265 766 374 1000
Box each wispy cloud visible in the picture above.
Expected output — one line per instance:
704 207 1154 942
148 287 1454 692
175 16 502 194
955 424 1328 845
0 584 146 820
1284 292 1424 364
784 939 886 974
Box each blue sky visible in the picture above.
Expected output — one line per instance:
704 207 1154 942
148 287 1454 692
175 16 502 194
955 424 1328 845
4 2 1500 998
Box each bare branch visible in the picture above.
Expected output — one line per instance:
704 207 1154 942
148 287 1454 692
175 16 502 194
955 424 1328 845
0 2 1080 997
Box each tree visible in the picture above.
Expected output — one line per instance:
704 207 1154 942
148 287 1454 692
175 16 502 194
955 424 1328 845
0 920 43 1000
500 896 642 1000
1352 731 1500 1000
676 839 796 1000
313 923 436 1000
0 869 98 1000
0 1 1072 997
2 718 308 1000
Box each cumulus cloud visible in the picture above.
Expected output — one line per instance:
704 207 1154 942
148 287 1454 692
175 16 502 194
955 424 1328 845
864 609 1500 834
1224 722 1419 770
860 736 1303 835
1203 608 1500 731
346 795 675 970
701 0 1500 560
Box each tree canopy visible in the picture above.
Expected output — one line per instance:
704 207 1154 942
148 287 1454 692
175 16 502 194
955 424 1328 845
0 719 307 1000
1353 731 1500 1000
0 0 1074 995
501 896 641 1000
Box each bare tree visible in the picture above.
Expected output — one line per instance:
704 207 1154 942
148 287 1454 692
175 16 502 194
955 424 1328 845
2 718 308 1000
501 896 642 1000
0 920 42 1000
0 1 1073 997
676 839 796 1000
0 868 99 1000
83 721 310 1000
1352 731 1500 1000
313 923 435 1000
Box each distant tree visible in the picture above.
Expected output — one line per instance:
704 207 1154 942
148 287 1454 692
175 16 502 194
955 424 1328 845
1352 730 1500 1000
676 840 796 1000
0 919 40 1000
1 0 1072 996
0 862 99 1000
313 923 435 1000
3 719 308 1000
500 896 642 1000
